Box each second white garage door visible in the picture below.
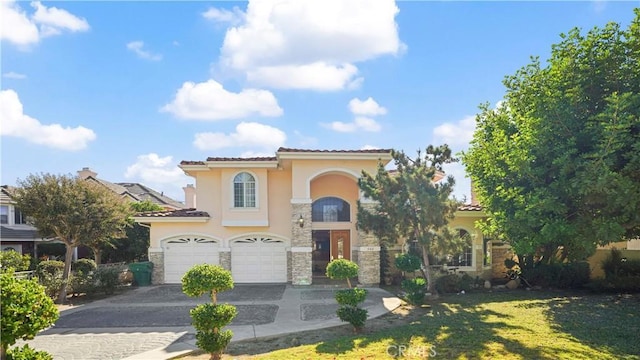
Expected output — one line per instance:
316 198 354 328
231 237 287 283
163 237 220 284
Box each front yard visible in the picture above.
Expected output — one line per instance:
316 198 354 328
181 290 640 359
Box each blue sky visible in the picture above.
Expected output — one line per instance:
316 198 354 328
2 1 638 202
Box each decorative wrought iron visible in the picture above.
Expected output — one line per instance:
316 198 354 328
166 237 217 244
233 237 284 244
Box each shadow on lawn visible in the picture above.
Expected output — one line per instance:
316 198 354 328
315 296 546 359
543 293 640 358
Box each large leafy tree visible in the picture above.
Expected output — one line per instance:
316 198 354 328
463 10 640 264
101 200 163 264
358 145 463 294
12 174 132 303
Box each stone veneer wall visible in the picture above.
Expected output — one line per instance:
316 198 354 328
219 250 231 271
291 203 312 285
356 202 381 286
148 251 164 285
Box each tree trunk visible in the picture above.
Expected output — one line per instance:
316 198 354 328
92 247 102 265
421 245 436 296
1 344 7 360
57 244 75 304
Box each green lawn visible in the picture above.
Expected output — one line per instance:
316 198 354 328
257 291 640 359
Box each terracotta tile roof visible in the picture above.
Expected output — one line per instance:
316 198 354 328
277 147 392 153
206 156 277 162
458 204 483 211
180 160 206 165
136 208 210 218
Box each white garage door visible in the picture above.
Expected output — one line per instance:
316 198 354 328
231 237 287 283
163 237 219 284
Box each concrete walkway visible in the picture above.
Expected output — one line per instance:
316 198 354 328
20 285 401 360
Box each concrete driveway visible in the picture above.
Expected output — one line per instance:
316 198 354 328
19 284 401 360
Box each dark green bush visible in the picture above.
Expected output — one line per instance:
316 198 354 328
395 253 422 273
587 276 640 293
619 259 640 277
335 288 368 307
6 345 53 360
36 261 64 278
69 272 95 297
336 306 368 331
72 259 97 274
0 252 30 272
182 264 233 300
436 274 462 293
522 262 590 289
94 267 122 295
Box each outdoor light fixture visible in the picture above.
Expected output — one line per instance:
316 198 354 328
298 214 305 227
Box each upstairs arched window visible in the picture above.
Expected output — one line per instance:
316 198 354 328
450 229 473 267
312 197 350 222
233 172 256 208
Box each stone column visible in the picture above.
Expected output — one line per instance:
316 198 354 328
291 201 312 285
356 202 381 286
148 249 164 285
219 248 231 271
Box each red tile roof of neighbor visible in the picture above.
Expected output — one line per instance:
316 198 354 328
277 147 393 153
136 208 210 217
458 204 483 211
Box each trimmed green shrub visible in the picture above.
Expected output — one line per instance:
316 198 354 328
195 330 234 357
69 272 95 297
587 276 640 293
326 259 359 288
182 264 236 360
182 264 234 302
619 259 640 277
190 304 238 332
335 288 368 307
0 252 30 272
36 260 64 278
72 259 97 274
1 273 58 358
436 274 462 293
401 277 427 304
6 345 53 360
395 253 422 273
93 267 122 295
336 306 368 332
522 262 590 289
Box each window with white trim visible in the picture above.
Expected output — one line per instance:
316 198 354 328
0 205 8 224
450 229 473 267
233 172 256 208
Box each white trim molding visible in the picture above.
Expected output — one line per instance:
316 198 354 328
222 220 269 227
133 217 210 223
290 198 312 204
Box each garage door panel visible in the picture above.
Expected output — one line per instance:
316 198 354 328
163 241 220 284
231 239 287 283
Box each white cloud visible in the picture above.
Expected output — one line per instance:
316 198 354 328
361 144 380 150
125 153 187 184
193 122 286 152
324 116 381 133
293 130 318 147
246 62 362 91
126 41 162 61
162 80 283 121
349 97 387 116
218 0 402 91
0 89 96 151
124 153 191 202
3 72 27 79
433 115 476 148
202 7 244 25
0 0 89 47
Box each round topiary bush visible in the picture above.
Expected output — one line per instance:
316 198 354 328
71 259 97 274
335 288 368 307
395 253 422 273
336 306 368 333
326 259 359 288
182 264 234 302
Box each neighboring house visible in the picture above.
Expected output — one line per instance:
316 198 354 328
134 148 498 286
77 168 185 210
0 186 42 257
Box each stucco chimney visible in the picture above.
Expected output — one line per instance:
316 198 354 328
183 184 196 208
78 167 97 179
470 180 479 205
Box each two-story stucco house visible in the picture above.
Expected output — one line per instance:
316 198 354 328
135 148 395 285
